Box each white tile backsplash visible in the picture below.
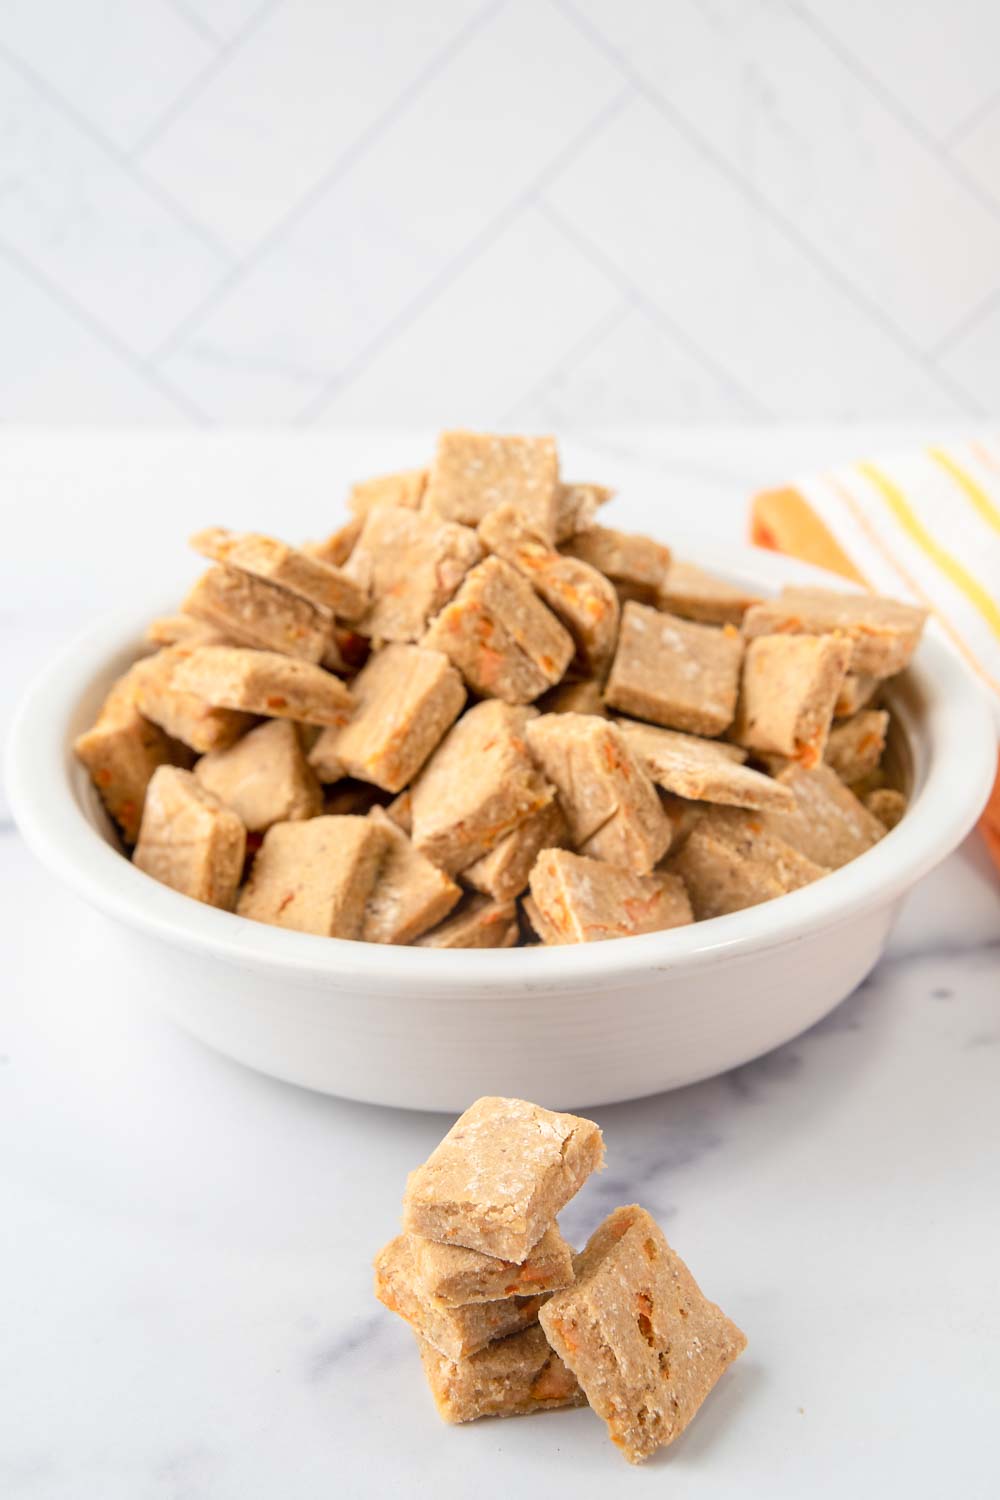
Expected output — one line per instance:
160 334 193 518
1 0 998 426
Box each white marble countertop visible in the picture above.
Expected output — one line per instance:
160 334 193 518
2 428 999 1499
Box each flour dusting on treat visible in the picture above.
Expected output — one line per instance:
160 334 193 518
403 1097 604 1263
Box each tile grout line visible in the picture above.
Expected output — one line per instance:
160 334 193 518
130 0 283 159
531 197 772 420
162 0 223 48
294 88 636 425
0 240 212 424
942 82 1000 152
0 41 236 269
929 283 1000 361
790 1 1000 222
551 0 988 419
141 0 509 371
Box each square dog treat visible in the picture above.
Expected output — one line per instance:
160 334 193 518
478 504 620 677
657 559 761 625
170 646 353 727
423 557 575 705
835 670 880 718
537 679 607 717
554 482 613 543
184 566 330 663
668 807 827 919
562 524 670 604
403 1096 604 1263
462 799 568 903
732 633 851 765
525 714 669 875
348 467 427 517
823 709 889 784
304 515 363 569
864 786 907 830
410 700 554 874
528 849 693 945
236 815 387 937
412 1223 574 1308
615 720 794 813
417 1325 585 1424
194 719 321 832
131 648 254 754
414 895 519 949
374 1235 545 1361
362 808 461 945
424 430 560 539
309 643 465 793
540 1205 746 1464
605 605 742 736
133 766 245 910
144 614 233 649
74 668 181 842
742 586 927 676
344 506 483 642
190 527 366 621
764 763 885 869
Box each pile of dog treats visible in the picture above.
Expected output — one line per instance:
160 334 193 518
74 430 926 946
375 1096 746 1463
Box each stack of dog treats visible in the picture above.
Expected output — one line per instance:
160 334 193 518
74 430 926 946
374 1097 746 1464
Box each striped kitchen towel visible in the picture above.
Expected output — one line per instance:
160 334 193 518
750 438 1000 869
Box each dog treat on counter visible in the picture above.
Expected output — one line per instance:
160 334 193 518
417 1325 585 1424
562 524 670 604
374 1235 546 1361
171 646 353 727
362 808 461 945
190 526 367 621
403 1097 604 1263
528 849 693 945
526 713 670 874
131 648 255 755
309 643 465 793
342 505 482 643
184 566 331 663
742 586 927 676
615 720 795 812
133 766 245 911
236 814 387 937
864 786 907 830
668 807 827 918
657 559 761 625
423 556 575 704
409 700 554 874
732 633 851 765
75 430 920 944
539 1205 747 1464
605 604 743 736
414 894 520 949
194 719 321 832
74 668 185 842
424 430 560 539
377 1099 745 1457
823 709 890 785
411 1223 575 1308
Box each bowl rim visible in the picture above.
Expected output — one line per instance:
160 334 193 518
6 542 996 995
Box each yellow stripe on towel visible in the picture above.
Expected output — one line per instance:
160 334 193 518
927 447 1000 537
857 461 1000 643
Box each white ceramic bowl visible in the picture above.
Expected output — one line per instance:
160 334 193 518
7 545 996 1111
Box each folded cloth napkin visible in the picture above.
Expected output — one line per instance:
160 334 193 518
750 438 1000 870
